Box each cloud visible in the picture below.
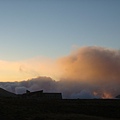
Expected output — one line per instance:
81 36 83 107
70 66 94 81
15 86 27 94
58 46 120 83
70 90 99 99
56 46 120 98
0 76 57 94
1 46 120 98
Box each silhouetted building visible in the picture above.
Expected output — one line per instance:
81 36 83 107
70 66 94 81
21 90 62 99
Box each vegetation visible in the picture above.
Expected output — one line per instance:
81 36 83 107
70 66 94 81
0 98 119 120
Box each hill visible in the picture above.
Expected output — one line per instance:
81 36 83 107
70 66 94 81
0 88 16 97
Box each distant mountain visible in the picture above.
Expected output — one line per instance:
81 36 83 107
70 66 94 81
0 88 16 97
115 95 120 99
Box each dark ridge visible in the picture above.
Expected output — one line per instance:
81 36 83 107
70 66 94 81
0 88 16 97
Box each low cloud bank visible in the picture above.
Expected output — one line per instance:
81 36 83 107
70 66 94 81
0 76 119 99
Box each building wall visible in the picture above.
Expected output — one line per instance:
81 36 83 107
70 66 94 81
21 90 62 99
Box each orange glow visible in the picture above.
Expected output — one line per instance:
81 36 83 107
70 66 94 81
101 92 113 99
0 58 60 82
93 91 98 96
93 91 113 99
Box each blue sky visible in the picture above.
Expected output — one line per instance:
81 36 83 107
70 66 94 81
0 0 120 61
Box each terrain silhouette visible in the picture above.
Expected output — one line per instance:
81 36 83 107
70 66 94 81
0 88 120 120
0 88 16 97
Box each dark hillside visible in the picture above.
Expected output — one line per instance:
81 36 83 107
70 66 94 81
0 88 16 97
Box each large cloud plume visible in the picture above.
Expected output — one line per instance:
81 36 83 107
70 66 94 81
57 46 120 98
58 46 120 83
1 46 120 99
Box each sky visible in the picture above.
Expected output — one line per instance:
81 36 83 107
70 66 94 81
0 0 120 61
0 0 120 98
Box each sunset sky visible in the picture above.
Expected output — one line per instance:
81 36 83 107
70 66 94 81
0 0 120 82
